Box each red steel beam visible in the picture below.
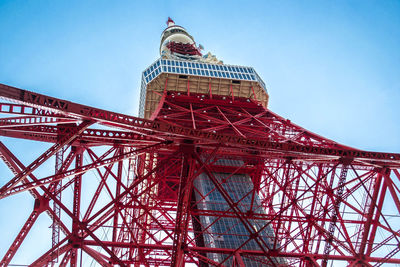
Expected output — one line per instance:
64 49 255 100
0 207 41 266
82 245 112 267
0 115 77 128
0 125 162 147
30 240 71 266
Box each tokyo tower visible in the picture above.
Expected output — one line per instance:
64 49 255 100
1 18 400 266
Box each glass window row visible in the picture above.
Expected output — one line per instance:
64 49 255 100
143 59 267 93
145 65 256 83
161 59 254 74
163 66 255 80
145 59 256 78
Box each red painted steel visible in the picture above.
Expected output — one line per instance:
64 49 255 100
166 41 202 56
0 83 399 266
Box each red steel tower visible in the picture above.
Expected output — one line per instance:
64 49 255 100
1 19 400 266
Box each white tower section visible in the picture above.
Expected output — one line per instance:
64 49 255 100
159 18 202 60
160 18 197 56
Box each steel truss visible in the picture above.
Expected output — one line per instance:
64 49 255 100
0 83 399 266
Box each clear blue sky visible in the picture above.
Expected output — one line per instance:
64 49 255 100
0 0 400 264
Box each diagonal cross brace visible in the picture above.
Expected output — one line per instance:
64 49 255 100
0 120 93 197
1 141 167 198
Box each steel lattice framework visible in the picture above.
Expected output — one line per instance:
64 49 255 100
0 82 400 266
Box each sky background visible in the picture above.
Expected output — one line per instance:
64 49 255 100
0 0 400 265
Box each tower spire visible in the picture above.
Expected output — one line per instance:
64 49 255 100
166 17 175 27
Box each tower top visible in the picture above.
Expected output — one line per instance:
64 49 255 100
160 18 200 60
160 18 222 63
166 17 175 27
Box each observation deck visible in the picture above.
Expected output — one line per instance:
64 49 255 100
139 58 269 119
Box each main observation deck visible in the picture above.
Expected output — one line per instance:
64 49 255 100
139 58 269 119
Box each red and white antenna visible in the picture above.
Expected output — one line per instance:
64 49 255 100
166 17 175 27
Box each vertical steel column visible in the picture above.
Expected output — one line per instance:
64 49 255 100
171 142 195 267
70 146 83 266
134 152 156 266
50 146 64 266
322 158 352 267
112 148 123 255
